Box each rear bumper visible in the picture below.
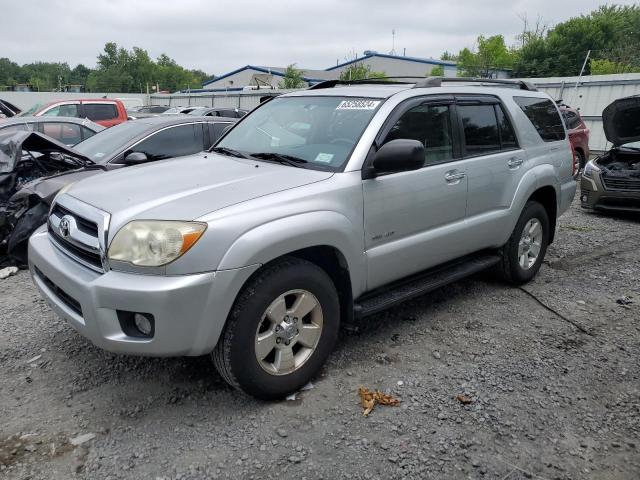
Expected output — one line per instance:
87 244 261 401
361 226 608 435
28 226 259 356
580 174 640 212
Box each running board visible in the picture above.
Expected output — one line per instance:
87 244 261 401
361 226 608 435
353 254 501 319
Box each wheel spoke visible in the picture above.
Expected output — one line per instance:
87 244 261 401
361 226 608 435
529 220 541 237
519 253 527 268
274 346 295 374
290 292 318 319
265 296 286 323
296 324 321 348
255 330 276 360
529 242 541 258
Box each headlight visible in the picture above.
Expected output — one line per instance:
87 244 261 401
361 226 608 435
583 160 599 178
108 220 207 267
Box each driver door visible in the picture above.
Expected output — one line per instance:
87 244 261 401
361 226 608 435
363 97 470 290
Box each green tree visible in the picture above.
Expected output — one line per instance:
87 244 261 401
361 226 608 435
278 64 306 89
440 51 457 61
339 63 386 81
429 65 444 76
591 58 640 74
514 5 640 77
456 35 516 77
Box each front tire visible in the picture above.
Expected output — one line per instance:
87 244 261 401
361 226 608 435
497 201 550 285
212 257 340 400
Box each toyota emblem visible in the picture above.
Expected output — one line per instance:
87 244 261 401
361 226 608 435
59 216 72 238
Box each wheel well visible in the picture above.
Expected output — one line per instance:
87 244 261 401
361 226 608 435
287 246 354 326
528 186 557 244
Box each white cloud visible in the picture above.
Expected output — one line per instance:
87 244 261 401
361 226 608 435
3 0 636 76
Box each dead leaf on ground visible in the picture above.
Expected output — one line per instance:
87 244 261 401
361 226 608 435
358 386 400 416
456 394 473 405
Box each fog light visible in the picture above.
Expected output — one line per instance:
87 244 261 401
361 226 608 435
581 194 588 202
134 313 153 336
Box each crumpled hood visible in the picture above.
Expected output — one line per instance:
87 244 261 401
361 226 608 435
0 130 91 173
66 153 333 222
602 95 640 146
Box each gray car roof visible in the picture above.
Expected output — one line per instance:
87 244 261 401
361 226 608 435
0 116 105 132
129 115 238 127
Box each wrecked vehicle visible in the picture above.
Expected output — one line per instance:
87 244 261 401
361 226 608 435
0 131 95 265
0 99 21 118
0 116 104 146
581 95 640 212
0 115 239 265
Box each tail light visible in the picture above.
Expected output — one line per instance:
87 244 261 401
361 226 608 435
571 144 578 176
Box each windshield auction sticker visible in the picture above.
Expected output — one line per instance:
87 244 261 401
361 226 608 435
336 100 381 110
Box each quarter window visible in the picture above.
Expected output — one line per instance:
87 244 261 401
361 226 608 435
459 105 501 156
83 103 118 121
383 104 454 165
514 97 565 141
126 124 205 161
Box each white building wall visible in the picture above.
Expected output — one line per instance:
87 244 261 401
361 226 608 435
202 69 276 90
329 57 457 78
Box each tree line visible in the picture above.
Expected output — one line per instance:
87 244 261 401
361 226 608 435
0 42 210 93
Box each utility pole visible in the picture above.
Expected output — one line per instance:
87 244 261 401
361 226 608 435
390 29 396 55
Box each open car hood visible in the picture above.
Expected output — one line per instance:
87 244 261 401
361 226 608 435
602 95 640 147
0 130 91 173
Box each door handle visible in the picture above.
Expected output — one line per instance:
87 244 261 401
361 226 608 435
507 157 524 168
444 170 466 183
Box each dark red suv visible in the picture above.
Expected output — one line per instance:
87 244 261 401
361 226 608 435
558 103 590 171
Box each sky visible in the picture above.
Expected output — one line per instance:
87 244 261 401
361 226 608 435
1 0 635 76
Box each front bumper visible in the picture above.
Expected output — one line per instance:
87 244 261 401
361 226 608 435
580 174 640 212
28 226 259 356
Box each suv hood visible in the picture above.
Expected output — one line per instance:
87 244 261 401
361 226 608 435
66 153 333 222
602 95 640 146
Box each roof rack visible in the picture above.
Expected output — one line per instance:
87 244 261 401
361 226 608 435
414 76 538 91
308 77 427 90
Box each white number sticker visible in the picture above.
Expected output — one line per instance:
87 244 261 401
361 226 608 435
336 100 380 110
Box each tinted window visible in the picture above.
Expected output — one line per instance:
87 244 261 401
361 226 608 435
209 122 233 144
81 126 98 140
42 103 79 117
221 110 237 118
514 97 565 141
41 122 83 145
127 124 204 161
496 106 518 149
459 105 500 156
83 103 118 121
149 106 169 113
383 104 453 165
74 121 152 162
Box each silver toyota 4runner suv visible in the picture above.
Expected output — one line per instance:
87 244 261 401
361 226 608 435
29 78 576 399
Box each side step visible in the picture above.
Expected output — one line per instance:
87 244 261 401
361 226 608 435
353 253 501 319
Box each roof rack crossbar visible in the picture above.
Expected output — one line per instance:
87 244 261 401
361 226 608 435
308 77 429 90
414 76 537 91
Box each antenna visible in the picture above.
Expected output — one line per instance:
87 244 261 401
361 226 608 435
390 29 396 55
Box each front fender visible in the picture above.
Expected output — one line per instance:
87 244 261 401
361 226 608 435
218 211 366 297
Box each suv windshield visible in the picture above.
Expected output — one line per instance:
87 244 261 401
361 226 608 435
215 96 383 171
74 121 151 162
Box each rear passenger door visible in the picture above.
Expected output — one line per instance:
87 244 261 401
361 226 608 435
362 96 472 290
455 95 526 247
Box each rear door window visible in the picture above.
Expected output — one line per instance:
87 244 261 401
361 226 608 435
83 103 118 121
495 106 518 150
458 105 501 156
126 124 205 161
514 97 565 141
41 122 83 145
208 122 234 145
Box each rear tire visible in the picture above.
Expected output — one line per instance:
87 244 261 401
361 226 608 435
212 257 340 400
497 201 549 285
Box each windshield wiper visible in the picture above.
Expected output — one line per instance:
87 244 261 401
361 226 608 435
210 146 250 159
250 152 308 167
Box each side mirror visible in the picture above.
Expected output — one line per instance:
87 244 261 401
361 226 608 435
366 139 424 178
124 151 149 165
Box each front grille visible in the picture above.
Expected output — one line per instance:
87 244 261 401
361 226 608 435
34 267 83 317
602 176 640 191
47 197 109 273
48 225 103 270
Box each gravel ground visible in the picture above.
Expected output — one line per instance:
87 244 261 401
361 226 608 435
1 198 639 480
